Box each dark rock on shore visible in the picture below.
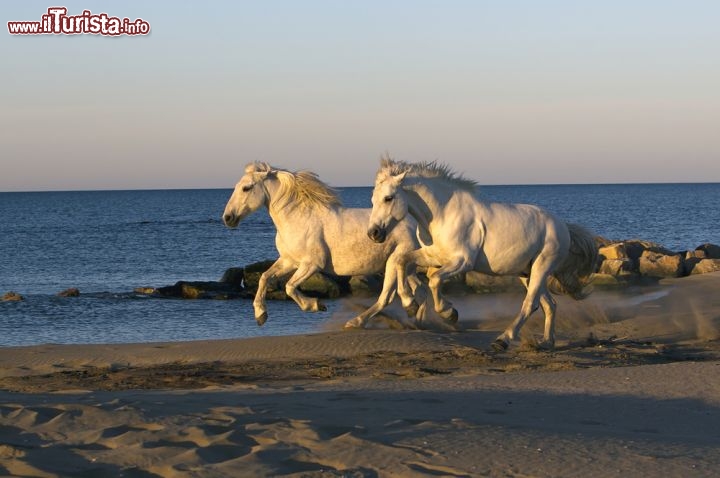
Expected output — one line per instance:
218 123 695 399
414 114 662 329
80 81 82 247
1 291 24 302
219 267 244 288
155 281 247 300
638 250 684 278
240 260 276 291
240 260 350 299
687 258 720 275
696 243 720 259
348 275 384 296
596 241 720 282
136 260 349 301
135 240 720 302
57 288 80 297
465 272 523 293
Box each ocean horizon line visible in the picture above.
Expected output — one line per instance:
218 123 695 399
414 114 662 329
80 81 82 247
2 180 720 194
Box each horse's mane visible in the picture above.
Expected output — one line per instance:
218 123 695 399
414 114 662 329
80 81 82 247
378 156 478 191
246 162 341 210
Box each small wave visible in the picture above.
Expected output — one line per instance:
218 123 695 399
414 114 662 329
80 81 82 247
129 218 223 226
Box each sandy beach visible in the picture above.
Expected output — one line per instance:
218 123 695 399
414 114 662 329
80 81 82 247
2 272 720 477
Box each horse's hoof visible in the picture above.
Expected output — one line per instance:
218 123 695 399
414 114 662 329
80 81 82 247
536 340 555 351
344 319 363 329
491 339 509 352
405 300 419 318
441 308 459 324
255 312 268 326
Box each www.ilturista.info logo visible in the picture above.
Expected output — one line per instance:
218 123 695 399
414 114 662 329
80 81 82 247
8 7 150 36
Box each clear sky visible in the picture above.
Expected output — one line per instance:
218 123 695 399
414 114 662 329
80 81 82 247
2 1 719 191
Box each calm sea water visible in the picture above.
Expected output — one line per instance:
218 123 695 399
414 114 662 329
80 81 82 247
1 184 719 346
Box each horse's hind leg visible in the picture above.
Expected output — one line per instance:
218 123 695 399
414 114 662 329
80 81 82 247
493 284 540 351
538 290 557 350
254 258 295 325
284 262 326 312
492 255 555 351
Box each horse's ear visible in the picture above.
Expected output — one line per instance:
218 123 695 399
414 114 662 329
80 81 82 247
253 169 278 182
391 170 407 185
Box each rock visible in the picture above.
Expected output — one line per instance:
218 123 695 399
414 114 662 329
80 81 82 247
57 287 80 297
688 258 720 275
242 260 277 290
348 275 384 295
134 287 157 295
597 259 635 276
638 250 684 278
594 236 614 248
1 291 24 302
155 281 245 300
241 260 349 299
696 243 720 259
465 272 523 293
624 240 676 263
685 250 706 260
219 267 245 288
296 272 344 298
598 244 628 261
266 290 288 300
590 273 626 288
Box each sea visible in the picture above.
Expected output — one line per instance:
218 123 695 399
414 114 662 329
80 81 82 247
1 184 719 347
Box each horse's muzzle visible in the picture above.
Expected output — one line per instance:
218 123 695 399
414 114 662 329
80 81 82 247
223 213 238 228
367 225 387 243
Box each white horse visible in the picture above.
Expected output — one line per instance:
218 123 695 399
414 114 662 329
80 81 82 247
367 158 598 350
223 162 425 327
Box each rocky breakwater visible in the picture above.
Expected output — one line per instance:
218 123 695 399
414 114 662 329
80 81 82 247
132 240 720 302
5 241 720 305
134 260 354 301
594 240 720 286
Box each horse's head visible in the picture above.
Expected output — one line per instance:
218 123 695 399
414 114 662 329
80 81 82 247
222 163 276 228
367 168 408 243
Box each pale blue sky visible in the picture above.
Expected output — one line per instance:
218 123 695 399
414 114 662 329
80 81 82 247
2 1 719 191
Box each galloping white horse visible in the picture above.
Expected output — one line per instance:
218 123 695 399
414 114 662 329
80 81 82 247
367 158 598 350
223 162 425 327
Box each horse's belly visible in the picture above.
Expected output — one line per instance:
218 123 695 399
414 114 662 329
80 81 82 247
475 244 536 276
327 246 390 276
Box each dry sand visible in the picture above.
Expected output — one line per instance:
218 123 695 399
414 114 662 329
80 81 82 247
1 272 720 477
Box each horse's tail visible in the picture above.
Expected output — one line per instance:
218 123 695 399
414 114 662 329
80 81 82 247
549 223 599 300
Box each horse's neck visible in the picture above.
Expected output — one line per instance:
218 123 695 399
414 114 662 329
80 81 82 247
264 180 297 227
264 179 327 230
406 179 481 242
405 180 453 226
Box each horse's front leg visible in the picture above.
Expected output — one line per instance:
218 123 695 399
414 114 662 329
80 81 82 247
426 256 472 323
284 262 326 312
344 254 409 329
254 258 295 325
343 272 395 330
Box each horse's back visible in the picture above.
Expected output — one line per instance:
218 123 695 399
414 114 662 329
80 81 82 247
472 201 570 274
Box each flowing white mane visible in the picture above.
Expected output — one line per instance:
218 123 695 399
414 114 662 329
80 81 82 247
247 162 341 210
378 157 478 191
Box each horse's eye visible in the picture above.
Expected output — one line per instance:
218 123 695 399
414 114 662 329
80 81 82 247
241 184 253 192
384 195 394 203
